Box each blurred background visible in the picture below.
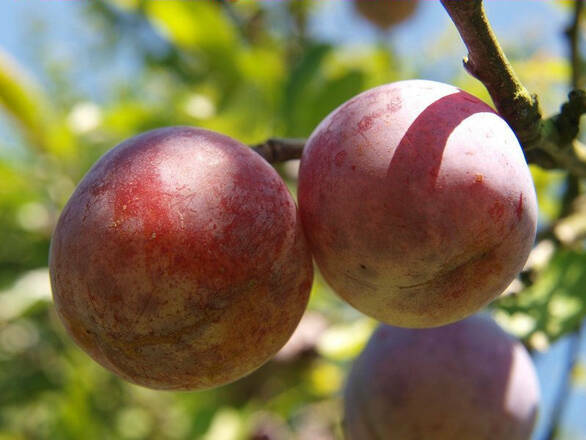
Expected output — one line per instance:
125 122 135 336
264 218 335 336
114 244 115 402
0 0 585 439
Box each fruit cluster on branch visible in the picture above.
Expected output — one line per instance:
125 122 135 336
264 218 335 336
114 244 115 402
48 0 586 438
253 0 586 181
49 78 541 436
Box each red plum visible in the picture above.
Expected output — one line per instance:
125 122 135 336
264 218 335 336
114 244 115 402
50 126 313 390
298 80 537 327
344 315 540 440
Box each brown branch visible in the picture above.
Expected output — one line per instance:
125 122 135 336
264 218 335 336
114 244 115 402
556 90 586 145
441 0 586 178
251 138 305 163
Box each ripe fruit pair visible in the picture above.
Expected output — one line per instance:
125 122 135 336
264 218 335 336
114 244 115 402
50 80 537 391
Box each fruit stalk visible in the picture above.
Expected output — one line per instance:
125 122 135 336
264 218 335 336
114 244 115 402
251 137 305 163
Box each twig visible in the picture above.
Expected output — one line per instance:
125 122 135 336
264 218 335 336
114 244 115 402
553 90 586 145
251 138 305 163
440 0 586 178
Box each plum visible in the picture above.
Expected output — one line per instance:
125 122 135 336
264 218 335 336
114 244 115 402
344 315 540 440
298 80 537 327
354 0 419 30
49 126 313 390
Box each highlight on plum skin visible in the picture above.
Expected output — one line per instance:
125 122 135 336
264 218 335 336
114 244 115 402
49 126 314 391
298 79 538 328
343 314 540 440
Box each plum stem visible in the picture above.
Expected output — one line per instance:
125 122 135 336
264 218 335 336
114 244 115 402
251 138 305 163
441 0 586 178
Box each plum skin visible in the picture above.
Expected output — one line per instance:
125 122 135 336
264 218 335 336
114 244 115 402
344 315 540 440
354 0 419 30
49 126 313 391
298 79 537 328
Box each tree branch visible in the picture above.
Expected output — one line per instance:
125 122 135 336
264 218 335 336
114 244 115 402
441 0 586 178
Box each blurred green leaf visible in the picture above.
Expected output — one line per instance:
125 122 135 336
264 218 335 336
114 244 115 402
497 249 586 343
146 0 236 53
530 165 566 223
0 50 49 151
284 43 331 136
317 318 375 361
0 268 51 322
145 0 240 90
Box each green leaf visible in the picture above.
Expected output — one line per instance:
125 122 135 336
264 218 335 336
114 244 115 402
145 1 237 58
497 248 586 343
529 165 566 223
0 49 49 150
283 44 332 136
310 70 365 128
